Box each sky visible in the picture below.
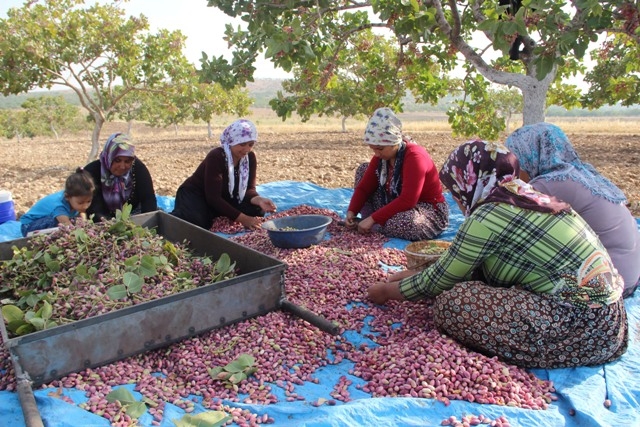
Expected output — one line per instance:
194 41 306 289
0 0 291 79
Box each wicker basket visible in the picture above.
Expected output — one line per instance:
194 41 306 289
404 240 452 270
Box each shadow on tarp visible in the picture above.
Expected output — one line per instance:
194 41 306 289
0 181 639 427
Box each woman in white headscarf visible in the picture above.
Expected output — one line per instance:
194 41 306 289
171 119 277 230
345 107 449 241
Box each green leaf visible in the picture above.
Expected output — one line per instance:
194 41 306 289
123 272 143 293
106 388 137 404
172 411 232 427
125 401 147 419
44 253 61 273
28 317 45 330
536 54 555 80
107 284 128 300
207 367 223 379
38 300 53 320
73 228 89 243
15 323 35 335
124 256 139 268
235 353 255 368
229 372 247 384
2 304 24 323
139 255 157 277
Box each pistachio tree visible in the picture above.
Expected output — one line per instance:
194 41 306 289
269 29 406 132
200 0 636 138
582 3 640 108
21 96 86 140
0 0 193 161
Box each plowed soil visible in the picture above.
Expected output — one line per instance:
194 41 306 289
2 123 639 218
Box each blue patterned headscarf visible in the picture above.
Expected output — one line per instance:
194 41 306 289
220 119 257 202
99 133 135 212
505 123 627 204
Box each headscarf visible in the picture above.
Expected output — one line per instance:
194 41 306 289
505 122 627 204
439 140 572 216
363 107 403 146
99 133 135 212
363 107 412 201
220 119 257 202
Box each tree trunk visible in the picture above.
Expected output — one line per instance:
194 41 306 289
207 121 213 139
341 116 347 133
127 121 133 134
87 116 105 163
173 123 178 136
50 122 59 141
521 83 548 125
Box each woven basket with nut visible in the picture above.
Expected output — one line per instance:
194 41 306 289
404 240 452 270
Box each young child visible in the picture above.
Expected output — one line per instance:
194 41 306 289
20 168 95 237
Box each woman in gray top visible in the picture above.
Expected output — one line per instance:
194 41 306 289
506 122 640 298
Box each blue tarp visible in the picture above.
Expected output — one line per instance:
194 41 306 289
1 181 638 427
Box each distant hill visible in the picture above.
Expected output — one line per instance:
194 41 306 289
2 79 639 117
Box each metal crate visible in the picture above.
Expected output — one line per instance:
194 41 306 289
0 211 287 386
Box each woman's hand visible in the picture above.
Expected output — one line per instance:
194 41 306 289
387 268 419 282
357 216 376 234
252 196 277 213
344 211 359 229
237 213 262 230
367 280 404 305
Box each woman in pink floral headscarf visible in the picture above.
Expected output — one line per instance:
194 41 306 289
172 119 276 230
345 107 449 241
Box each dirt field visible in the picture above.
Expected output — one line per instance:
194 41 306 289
2 121 640 218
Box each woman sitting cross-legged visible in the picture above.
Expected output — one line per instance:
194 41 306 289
345 107 449 241
367 139 628 369
505 122 640 298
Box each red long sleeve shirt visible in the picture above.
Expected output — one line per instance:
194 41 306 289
348 143 445 225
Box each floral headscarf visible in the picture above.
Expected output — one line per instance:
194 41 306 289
505 123 627 204
220 119 257 202
439 140 571 216
99 133 135 212
363 107 413 201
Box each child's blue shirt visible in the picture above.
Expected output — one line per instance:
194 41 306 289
19 191 77 226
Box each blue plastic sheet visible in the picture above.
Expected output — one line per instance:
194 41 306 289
1 181 638 427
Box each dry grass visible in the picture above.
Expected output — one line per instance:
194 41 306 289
209 108 640 135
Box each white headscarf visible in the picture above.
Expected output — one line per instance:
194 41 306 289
363 107 405 188
363 107 403 146
220 119 257 202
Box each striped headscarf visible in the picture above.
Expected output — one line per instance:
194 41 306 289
99 133 135 212
220 119 257 202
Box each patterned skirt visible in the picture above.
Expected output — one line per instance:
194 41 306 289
433 281 629 369
354 163 449 241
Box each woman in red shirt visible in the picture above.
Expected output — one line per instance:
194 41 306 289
345 108 449 241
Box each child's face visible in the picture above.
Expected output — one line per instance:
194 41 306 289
67 195 93 213
110 156 135 177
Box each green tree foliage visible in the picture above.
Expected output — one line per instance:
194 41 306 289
583 4 640 108
190 81 252 138
21 95 87 140
200 0 636 138
268 30 405 132
0 109 35 141
0 0 193 161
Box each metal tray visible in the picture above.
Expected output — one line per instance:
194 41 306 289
0 211 287 386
